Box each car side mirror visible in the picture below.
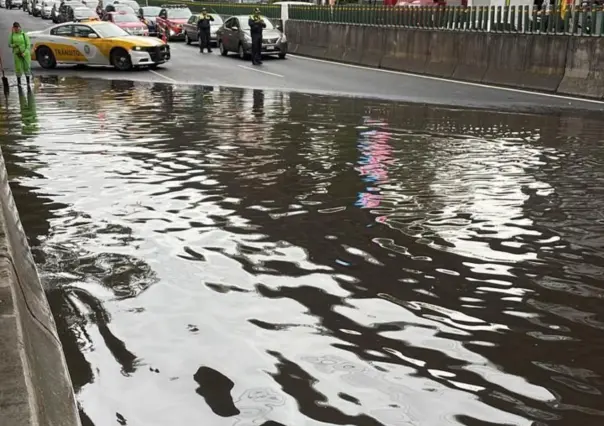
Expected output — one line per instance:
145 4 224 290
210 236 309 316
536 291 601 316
88 33 98 38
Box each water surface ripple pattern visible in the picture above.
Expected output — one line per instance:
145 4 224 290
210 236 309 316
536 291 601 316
3 77 604 426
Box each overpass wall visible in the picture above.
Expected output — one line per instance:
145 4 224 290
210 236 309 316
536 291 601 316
0 149 81 426
285 21 603 100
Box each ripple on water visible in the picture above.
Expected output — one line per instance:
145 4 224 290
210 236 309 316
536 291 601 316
3 76 604 426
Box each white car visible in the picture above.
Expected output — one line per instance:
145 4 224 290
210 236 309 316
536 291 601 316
40 0 58 18
6 0 23 8
28 21 170 70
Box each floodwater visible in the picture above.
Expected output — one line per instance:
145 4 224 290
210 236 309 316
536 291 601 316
2 77 604 426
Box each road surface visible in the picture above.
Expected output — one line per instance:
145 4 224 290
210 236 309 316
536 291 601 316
1 8 603 112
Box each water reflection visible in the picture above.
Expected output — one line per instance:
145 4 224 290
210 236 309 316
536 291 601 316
3 76 604 426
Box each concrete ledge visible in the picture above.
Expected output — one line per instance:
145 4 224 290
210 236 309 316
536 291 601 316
284 20 603 100
483 33 530 88
452 31 489 82
521 35 568 92
558 36 604 99
0 148 81 426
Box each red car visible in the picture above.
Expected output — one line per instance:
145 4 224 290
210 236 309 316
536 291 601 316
103 11 149 36
156 4 192 41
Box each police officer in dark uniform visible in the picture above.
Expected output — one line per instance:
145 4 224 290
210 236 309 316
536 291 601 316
197 8 214 53
248 8 266 65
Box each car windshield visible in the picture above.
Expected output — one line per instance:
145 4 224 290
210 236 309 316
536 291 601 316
114 4 134 12
92 21 129 37
74 7 95 16
166 8 191 19
121 1 138 9
209 14 223 24
141 6 160 16
112 13 138 22
239 16 274 30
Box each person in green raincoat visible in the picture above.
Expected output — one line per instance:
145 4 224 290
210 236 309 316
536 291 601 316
18 86 38 135
8 22 32 87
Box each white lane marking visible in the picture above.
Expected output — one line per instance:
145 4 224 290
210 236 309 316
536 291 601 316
149 70 177 83
290 54 604 105
238 65 284 78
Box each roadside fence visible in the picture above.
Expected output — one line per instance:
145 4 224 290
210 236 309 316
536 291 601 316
150 1 604 36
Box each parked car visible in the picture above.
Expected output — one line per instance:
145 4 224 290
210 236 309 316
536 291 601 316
30 0 39 15
113 0 138 11
58 3 88 22
24 0 32 13
72 5 100 21
216 15 287 60
6 0 24 9
138 6 162 36
106 3 134 14
182 12 223 46
40 0 58 18
54 0 84 22
156 4 192 41
103 11 149 35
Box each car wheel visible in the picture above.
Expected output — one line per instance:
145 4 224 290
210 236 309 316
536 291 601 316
238 43 247 60
111 48 132 71
185 32 191 45
219 40 227 56
278 53 286 59
36 46 57 69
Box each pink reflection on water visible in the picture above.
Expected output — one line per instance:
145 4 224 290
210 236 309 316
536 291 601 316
356 120 394 210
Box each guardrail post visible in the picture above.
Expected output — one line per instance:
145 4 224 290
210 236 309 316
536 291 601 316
489 6 495 32
503 5 509 32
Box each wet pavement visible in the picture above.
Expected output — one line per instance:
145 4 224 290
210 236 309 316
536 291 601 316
2 76 604 426
2 8 604 112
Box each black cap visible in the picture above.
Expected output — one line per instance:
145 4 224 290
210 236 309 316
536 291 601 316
13 22 20 28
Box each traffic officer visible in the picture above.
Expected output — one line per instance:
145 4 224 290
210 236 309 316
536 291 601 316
96 0 104 18
197 8 214 53
248 8 266 65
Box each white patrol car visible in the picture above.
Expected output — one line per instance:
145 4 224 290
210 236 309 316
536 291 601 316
28 21 170 70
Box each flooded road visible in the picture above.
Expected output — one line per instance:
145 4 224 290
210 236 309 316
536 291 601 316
3 77 604 426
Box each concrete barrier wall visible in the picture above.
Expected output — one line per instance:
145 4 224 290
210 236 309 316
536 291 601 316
0 150 81 426
285 21 603 100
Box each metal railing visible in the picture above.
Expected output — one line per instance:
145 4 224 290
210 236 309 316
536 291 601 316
147 1 604 36
148 0 282 18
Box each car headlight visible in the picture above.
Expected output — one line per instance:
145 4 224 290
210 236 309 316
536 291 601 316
133 46 142 51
